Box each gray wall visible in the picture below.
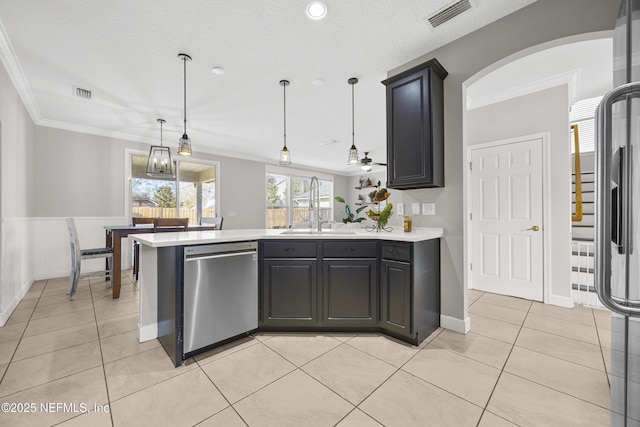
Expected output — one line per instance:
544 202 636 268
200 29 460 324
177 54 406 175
386 0 618 326
32 126 349 229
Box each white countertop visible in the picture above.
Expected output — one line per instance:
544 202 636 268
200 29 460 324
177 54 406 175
131 227 443 248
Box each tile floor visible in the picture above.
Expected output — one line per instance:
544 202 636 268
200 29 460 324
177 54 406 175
0 273 612 426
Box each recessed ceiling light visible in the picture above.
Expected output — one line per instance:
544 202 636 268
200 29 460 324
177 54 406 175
211 66 225 75
312 79 325 86
306 2 327 20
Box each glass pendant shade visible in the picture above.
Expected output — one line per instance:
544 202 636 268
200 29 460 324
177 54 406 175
178 53 193 156
347 77 360 165
348 144 359 165
279 146 291 166
278 79 291 166
146 119 175 178
178 134 192 156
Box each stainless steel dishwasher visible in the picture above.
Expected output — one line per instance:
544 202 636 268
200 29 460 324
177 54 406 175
183 241 258 354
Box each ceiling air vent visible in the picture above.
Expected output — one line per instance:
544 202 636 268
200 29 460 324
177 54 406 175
426 0 472 28
73 86 92 100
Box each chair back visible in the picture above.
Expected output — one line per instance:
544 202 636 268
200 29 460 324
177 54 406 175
153 217 189 231
65 218 82 284
132 217 155 226
200 216 223 229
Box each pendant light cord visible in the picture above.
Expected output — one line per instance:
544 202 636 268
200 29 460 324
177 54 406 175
283 82 287 149
351 82 355 147
160 120 163 146
183 56 187 136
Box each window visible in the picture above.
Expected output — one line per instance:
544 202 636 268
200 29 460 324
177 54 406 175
266 170 333 229
130 154 218 225
570 96 602 154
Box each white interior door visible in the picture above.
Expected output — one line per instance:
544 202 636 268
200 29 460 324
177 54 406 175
471 137 544 301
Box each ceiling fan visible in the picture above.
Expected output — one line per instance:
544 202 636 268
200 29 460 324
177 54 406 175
359 152 386 171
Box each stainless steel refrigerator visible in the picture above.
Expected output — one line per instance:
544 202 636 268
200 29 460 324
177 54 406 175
595 1 640 425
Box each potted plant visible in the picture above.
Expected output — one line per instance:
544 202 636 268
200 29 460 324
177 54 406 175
334 196 367 223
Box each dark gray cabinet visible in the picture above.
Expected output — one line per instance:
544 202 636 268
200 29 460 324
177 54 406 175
259 238 440 346
261 241 319 326
382 58 447 189
381 258 412 336
322 241 377 326
380 240 440 344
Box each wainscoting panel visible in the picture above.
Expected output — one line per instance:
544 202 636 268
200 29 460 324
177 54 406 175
32 217 129 280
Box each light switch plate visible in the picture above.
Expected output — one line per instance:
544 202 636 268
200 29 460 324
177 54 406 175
422 203 435 215
412 203 420 215
397 203 404 215
228 211 237 217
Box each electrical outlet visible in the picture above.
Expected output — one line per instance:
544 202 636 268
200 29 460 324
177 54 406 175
422 203 435 215
396 203 404 215
412 203 421 215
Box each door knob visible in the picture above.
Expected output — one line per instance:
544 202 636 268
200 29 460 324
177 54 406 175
524 225 540 231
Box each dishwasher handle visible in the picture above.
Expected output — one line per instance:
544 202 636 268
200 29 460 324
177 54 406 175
185 250 257 262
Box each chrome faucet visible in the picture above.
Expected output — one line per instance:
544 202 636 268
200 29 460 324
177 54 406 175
309 176 324 231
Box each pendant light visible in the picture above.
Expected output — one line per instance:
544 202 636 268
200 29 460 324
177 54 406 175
347 77 359 165
177 53 192 156
146 119 174 178
279 79 292 166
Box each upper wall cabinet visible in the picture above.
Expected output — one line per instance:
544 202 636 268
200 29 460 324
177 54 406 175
382 59 447 189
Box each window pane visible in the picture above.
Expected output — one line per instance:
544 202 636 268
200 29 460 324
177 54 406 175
178 161 217 225
131 155 217 224
292 177 311 226
266 173 288 229
319 179 333 221
131 154 177 219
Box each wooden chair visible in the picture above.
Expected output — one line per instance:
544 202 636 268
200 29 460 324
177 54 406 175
153 217 189 231
65 218 113 300
132 217 155 281
200 216 223 229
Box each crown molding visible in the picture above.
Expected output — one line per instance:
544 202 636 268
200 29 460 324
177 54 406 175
466 69 579 110
0 17 42 123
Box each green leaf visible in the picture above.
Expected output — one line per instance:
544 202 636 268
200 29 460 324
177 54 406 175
355 206 368 214
334 196 346 203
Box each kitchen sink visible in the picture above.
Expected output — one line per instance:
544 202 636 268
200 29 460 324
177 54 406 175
279 229 357 235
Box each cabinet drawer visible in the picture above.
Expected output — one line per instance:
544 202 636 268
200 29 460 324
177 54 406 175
381 242 411 262
262 241 317 258
323 241 377 258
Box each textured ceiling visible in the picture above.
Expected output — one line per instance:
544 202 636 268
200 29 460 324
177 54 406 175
0 0 538 174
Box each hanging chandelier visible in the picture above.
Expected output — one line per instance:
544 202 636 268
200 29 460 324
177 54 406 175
178 53 192 156
146 119 174 178
279 79 292 166
347 77 360 165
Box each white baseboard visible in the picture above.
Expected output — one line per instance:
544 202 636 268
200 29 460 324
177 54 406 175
440 314 471 334
138 323 158 343
0 278 33 326
549 294 574 308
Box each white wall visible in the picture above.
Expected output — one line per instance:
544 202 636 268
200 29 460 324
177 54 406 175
0 54 35 325
466 84 572 306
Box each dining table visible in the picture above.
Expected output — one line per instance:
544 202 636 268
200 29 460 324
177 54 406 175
104 224 218 298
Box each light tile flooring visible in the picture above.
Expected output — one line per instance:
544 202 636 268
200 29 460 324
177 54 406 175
0 273 613 427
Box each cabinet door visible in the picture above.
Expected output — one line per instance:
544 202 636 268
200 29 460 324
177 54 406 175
380 259 412 337
323 259 377 326
383 59 446 189
262 260 318 326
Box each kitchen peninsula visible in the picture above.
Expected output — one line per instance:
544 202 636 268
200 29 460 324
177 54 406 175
133 228 442 366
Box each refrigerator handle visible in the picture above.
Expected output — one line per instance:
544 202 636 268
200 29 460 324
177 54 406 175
611 146 624 254
595 82 640 317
